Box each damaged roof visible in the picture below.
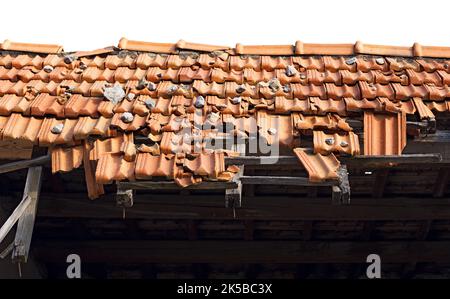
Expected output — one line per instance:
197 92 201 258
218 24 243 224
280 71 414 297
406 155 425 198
0 37 449 199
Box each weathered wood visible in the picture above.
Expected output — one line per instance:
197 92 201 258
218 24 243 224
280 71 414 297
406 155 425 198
21 193 450 221
116 188 133 208
332 165 350 205
225 166 243 208
433 168 450 197
33 240 450 264
372 169 390 198
12 166 43 263
118 181 238 190
0 155 50 174
414 130 450 143
240 176 336 186
0 196 32 245
226 154 442 167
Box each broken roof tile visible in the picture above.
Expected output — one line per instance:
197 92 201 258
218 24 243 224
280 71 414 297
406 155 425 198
293 148 340 182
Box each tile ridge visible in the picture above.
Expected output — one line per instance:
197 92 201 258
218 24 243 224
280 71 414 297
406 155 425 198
1 39 63 54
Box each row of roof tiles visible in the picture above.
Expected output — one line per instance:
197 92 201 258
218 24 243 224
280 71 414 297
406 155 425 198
1 53 448 74
2 38 450 59
1 77 450 98
2 66 450 88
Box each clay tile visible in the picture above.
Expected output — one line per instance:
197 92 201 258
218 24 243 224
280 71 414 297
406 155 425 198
176 39 229 52
118 37 176 54
354 41 413 57
234 44 294 55
299 43 354 56
1 39 63 53
420 45 450 58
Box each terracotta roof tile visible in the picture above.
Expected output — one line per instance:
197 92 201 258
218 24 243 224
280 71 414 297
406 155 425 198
51 145 83 173
412 97 435 120
118 38 176 53
293 148 340 182
313 131 360 156
363 111 406 155
1 39 63 53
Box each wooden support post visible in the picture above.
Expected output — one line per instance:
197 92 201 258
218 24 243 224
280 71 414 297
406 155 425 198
12 166 43 263
332 165 350 205
0 196 32 245
116 188 133 208
225 166 243 208
372 169 389 198
226 139 245 208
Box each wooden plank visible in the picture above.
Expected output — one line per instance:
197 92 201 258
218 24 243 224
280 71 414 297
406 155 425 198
0 155 50 174
226 154 442 167
24 193 450 221
33 240 450 264
240 176 336 186
118 181 238 190
0 196 32 245
12 166 43 263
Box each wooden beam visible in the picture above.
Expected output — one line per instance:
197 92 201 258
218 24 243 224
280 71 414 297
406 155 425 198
433 168 450 198
0 155 50 174
0 196 32 245
33 240 450 264
240 176 335 186
372 169 390 198
226 154 442 167
12 166 43 263
23 193 450 221
117 181 238 190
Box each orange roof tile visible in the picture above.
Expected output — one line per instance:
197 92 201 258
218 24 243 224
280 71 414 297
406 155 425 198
363 111 407 155
293 148 340 182
1 39 63 53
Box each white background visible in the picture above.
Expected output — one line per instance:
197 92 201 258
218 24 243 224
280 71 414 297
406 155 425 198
1 0 449 51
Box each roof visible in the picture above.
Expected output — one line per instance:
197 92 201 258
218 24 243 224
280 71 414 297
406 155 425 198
0 37 449 198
